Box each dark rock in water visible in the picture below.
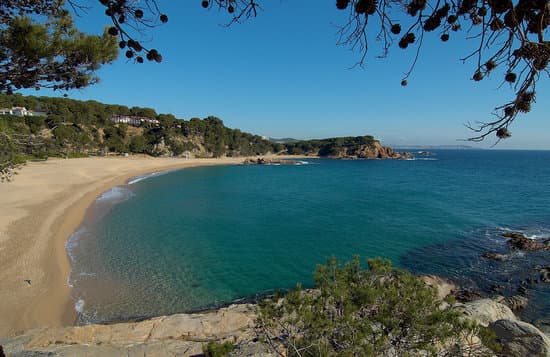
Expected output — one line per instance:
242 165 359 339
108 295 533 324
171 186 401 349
491 284 505 293
242 158 299 165
489 319 550 357
517 286 528 295
454 289 482 302
539 267 550 283
502 295 529 311
501 232 550 251
481 252 507 261
502 232 528 240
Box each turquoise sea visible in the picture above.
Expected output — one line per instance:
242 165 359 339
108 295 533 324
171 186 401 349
67 150 550 329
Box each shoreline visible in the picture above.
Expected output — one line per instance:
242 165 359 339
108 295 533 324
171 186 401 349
0 155 303 337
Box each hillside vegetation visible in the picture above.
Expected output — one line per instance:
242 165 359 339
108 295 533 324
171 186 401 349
0 93 408 180
0 93 276 159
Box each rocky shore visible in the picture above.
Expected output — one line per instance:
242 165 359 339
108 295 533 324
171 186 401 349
481 232 550 297
2 276 549 357
242 158 301 165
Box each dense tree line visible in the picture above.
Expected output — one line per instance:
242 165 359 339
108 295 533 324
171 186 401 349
0 93 279 161
284 136 376 156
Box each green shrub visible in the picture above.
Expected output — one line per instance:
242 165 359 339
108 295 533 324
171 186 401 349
258 256 495 356
202 340 234 357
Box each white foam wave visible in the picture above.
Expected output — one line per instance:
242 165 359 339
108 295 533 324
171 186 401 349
78 272 96 277
498 226 550 240
96 186 135 203
296 160 310 165
128 170 171 185
66 227 87 265
509 250 526 258
75 299 85 313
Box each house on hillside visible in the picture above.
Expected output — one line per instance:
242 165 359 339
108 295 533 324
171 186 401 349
0 107 47 117
111 115 160 127
12 107 31 116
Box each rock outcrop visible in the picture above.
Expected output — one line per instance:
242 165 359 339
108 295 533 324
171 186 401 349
495 295 529 311
489 319 550 357
481 252 507 261
242 158 300 165
454 299 517 327
0 304 257 357
366 141 413 160
326 141 413 160
420 275 457 301
502 232 550 251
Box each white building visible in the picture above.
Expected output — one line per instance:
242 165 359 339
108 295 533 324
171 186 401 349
0 107 45 116
111 115 160 127
12 107 31 116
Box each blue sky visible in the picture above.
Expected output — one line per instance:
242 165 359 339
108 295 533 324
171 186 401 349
27 1 550 149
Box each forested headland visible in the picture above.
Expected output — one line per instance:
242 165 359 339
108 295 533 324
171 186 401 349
0 93 409 181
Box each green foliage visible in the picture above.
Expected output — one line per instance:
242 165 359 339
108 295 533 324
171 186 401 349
258 257 494 356
0 132 20 181
0 93 282 163
129 135 147 153
1 13 118 93
202 340 234 357
284 135 376 157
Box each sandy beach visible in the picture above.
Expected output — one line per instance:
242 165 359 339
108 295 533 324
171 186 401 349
0 155 283 337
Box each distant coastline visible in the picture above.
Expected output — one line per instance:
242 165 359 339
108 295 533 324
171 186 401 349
392 144 477 150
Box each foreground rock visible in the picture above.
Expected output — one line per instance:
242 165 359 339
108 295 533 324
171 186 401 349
0 304 257 357
502 232 550 251
420 275 457 301
489 319 550 357
454 299 516 327
454 289 483 302
2 284 547 357
495 295 529 311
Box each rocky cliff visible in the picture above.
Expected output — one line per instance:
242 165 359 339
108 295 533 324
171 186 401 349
332 140 413 160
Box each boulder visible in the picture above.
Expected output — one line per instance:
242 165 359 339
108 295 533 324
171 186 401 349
494 295 529 311
489 319 550 357
420 275 457 300
454 289 482 302
454 299 516 327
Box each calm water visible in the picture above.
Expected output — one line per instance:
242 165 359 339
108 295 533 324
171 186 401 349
67 150 550 328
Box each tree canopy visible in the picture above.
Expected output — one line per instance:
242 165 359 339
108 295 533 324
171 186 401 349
1 0 548 141
0 2 118 93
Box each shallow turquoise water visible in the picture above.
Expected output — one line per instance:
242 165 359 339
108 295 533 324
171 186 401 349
68 150 550 325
